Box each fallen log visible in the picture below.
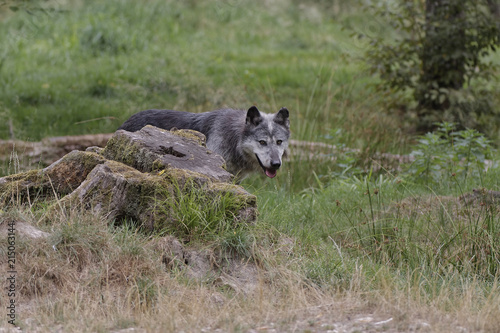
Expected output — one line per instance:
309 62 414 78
0 133 113 172
0 133 416 174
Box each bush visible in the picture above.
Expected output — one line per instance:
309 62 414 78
360 0 500 132
407 122 495 185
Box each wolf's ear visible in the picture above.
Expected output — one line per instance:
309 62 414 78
246 106 262 126
274 107 290 128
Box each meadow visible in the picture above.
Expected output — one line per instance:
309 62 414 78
0 0 499 332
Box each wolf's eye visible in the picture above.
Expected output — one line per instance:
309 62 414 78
276 140 282 145
259 140 267 146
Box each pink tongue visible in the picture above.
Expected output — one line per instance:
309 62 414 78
265 169 277 178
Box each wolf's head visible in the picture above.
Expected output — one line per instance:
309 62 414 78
241 106 290 178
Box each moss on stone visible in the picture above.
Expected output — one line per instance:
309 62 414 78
169 128 206 147
0 151 106 206
102 126 232 182
102 132 144 169
207 182 257 207
0 169 46 206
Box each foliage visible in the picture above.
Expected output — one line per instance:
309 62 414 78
256 120 500 285
152 179 256 257
407 122 495 185
361 0 500 131
155 183 243 237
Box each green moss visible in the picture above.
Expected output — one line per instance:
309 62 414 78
208 182 257 207
169 128 206 147
62 151 105 171
102 132 140 166
157 168 211 187
104 128 209 174
0 169 48 206
102 131 155 172
0 151 102 208
0 169 41 184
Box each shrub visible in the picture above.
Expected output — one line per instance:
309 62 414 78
407 122 495 185
360 0 499 132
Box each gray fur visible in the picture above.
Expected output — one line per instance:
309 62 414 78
118 106 290 180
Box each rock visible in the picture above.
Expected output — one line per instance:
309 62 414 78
0 126 257 229
151 236 260 293
102 126 233 183
154 235 185 269
17 221 50 239
0 151 106 206
56 161 255 230
58 161 164 227
0 219 49 240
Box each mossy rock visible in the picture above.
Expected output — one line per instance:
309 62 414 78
102 126 233 182
0 126 257 229
52 160 256 229
0 151 106 206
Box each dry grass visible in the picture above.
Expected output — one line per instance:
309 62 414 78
1 200 499 333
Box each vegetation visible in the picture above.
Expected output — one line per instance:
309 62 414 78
407 122 495 185
360 0 500 131
1 0 500 332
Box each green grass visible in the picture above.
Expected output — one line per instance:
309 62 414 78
256 171 500 277
2 1 500 331
0 0 360 139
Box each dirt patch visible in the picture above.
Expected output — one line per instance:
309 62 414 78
152 235 260 294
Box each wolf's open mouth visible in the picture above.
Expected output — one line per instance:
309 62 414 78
255 155 278 178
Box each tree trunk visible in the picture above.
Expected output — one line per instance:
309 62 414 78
487 0 500 19
417 0 466 113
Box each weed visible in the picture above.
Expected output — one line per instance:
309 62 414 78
126 277 158 311
48 213 110 270
407 122 495 185
149 179 258 259
218 226 255 258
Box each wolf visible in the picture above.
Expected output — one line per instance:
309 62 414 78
118 106 290 180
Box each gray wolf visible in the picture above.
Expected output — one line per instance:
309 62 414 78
118 106 290 180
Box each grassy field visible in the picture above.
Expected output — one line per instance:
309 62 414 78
1 0 500 332
0 0 404 149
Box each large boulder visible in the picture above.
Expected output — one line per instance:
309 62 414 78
102 126 232 182
0 126 257 229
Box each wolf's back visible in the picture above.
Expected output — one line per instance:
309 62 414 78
118 109 245 141
118 109 201 133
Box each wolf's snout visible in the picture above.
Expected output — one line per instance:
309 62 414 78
271 161 281 169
